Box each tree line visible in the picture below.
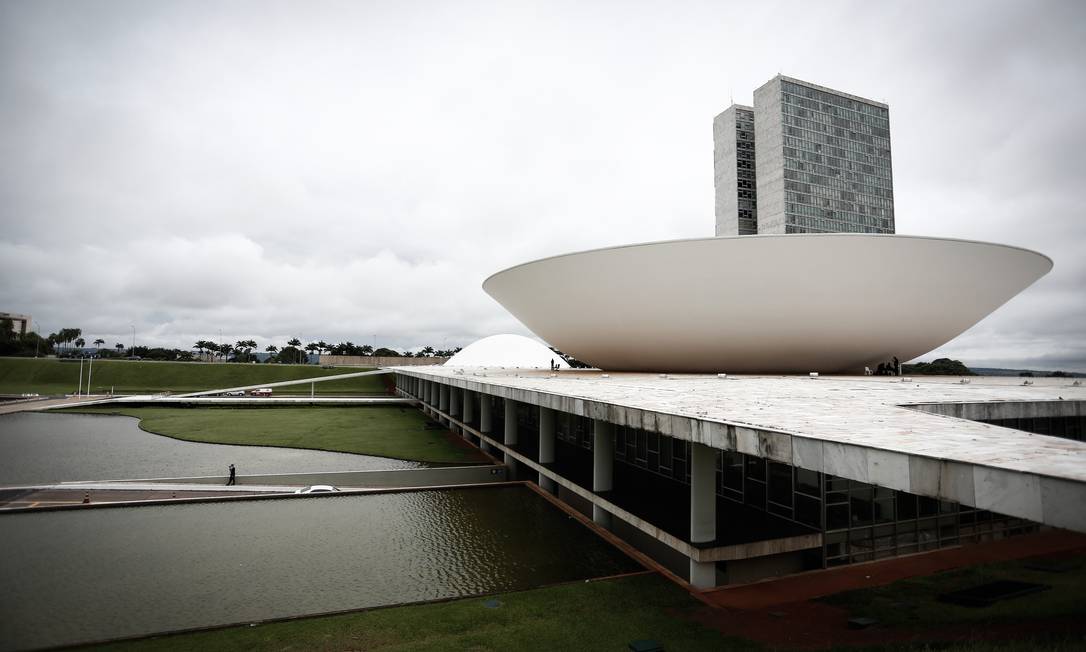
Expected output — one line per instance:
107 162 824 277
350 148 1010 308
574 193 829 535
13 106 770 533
1 319 469 362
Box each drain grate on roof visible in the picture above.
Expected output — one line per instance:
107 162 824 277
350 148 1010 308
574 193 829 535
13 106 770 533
938 580 1050 607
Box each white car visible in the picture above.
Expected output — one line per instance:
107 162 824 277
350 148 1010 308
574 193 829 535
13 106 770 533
294 485 340 494
223 390 245 397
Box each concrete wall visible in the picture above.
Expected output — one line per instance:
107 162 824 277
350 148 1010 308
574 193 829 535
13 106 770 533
753 76 785 234
114 465 506 488
319 355 449 367
723 550 808 584
714 106 740 236
905 400 1085 421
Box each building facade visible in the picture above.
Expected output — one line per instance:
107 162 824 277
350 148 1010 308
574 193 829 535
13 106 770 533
0 312 32 336
398 369 1083 589
715 75 895 236
713 105 758 236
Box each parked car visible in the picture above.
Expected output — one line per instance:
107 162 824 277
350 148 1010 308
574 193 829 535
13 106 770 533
294 485 340 494
223 390 245 397
249 388 273 397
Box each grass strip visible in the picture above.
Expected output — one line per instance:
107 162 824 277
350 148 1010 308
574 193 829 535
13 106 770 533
0 357 389 395
62 406 487 464
80 573 746 652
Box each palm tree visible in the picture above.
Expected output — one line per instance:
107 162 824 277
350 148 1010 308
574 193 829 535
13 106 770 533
305 342 319 358
74 337 85 352
114 343 124 355
219 343 234 361
317 340 329 355
265 344 278 353
94 338 105 353
288 337 302 348
205 341 219 361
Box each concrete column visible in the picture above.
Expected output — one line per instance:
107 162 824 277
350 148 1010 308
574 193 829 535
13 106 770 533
689 442 718 589
479 394 492 452
449 387 460 418
592 419 614 528
689 559 716 590
439 383 448 413
463 389 474 425
503 399 517 446
690 442 717 543
538 407 557 493
503 398 518 475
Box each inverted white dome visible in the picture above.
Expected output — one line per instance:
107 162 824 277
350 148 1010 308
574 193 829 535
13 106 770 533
483 234 1052 373
445 334 570 369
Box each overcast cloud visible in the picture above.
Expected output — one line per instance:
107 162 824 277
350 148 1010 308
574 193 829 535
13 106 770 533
1 0 1084 370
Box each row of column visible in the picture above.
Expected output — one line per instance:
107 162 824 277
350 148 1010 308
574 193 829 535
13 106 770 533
402 374 719 588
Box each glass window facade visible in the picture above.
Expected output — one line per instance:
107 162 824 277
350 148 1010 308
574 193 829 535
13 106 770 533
777 79 894 234
735 107 757 235
607 422 1035 567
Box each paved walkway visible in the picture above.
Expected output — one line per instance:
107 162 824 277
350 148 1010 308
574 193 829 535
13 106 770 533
0 481 309 509
0 395 106 415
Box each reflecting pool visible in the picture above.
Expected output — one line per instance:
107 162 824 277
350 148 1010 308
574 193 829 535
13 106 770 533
0 485 640 650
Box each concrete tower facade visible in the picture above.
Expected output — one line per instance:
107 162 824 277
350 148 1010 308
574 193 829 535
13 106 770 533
715 76 895 236
713 105 758 236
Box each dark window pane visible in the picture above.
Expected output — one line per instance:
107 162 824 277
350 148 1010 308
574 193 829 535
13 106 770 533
768 462 793 506
896 491 917 519
796 468 821 496
746 480 766 509
850 489 873 527
827 504 849 530
745 456 766 481
796 494 821 528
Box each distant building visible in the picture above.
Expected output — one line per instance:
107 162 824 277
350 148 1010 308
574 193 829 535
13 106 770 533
0 312 31 335
715 75 895 235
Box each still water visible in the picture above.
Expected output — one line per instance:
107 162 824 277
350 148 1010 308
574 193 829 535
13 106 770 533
0 486 639 650
0 413 423 485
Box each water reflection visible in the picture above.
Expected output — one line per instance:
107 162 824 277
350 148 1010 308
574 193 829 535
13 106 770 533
0 413 423 485
0 486 639 650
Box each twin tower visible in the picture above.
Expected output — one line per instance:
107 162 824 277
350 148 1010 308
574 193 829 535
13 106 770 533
714 75 895 236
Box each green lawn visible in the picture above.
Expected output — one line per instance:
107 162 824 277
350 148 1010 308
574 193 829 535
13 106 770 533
64 406 487 464
81 573 746 652
822 552 1086 628
0 357 388 395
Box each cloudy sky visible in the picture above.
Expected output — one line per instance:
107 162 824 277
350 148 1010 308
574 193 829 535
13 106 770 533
1 0 1083 370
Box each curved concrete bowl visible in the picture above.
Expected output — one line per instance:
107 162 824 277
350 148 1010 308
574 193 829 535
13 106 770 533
482 234 1052 373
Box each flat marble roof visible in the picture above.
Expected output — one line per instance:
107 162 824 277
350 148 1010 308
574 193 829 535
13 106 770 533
396 367 1086 532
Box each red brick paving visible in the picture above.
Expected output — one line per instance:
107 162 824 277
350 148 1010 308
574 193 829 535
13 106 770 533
689 530 1086 648
702 529 1086 609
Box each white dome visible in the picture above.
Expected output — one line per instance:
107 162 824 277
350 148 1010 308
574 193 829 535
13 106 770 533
445 334 570 369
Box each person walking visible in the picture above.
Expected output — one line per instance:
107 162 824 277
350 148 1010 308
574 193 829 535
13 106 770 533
227 463 236 486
